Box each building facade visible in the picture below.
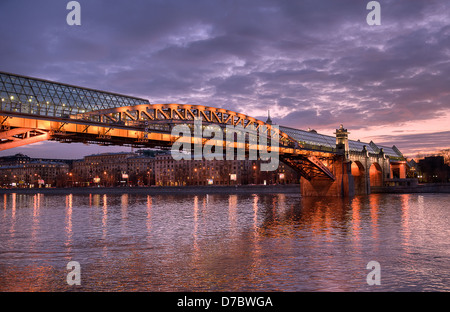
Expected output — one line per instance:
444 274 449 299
0 161 69 188
70 151 299 187
152 154 298 186
0 151 300 187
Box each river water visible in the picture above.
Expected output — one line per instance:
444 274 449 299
0 192 449 292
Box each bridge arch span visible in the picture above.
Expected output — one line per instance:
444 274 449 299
369 162 383 187
351 160 367 195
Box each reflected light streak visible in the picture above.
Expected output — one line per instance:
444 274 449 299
1 194 6 222
400 194 411 251
276 194 287 219
31 194 41 252
11 193 16 219
102 194 108 239
369 194 380 242
102 194 109 257
33 194 38 217
253 194 259 235
350 196 361 247
9 193 16 239
251 194 262 277
121 194 128 235
93 194 100 208
306 199 323 237
65 194 73 251
146 195 152 234
228 195 237 236
193 196 199 261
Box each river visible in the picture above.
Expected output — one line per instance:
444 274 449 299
0 192 449 291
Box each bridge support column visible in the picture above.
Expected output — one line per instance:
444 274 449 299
300 158 355 197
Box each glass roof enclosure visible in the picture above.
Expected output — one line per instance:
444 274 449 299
279 125 402 157
280 126 336 152
0 71 149 117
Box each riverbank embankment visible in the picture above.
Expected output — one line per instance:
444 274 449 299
372 183 450 194
0 184 301 195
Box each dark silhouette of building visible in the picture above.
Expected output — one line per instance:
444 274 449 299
418 156 450 183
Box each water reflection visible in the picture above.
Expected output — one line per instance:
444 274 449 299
146 195 152 234
351 196 361 249
369 194 379 243
102 194 108 257
228 194 237 236
11 193 16 219
10 193 16 240
65 194 73 245
121 194 128 235
193 195 199 254
93 194 100 208
0 192 449 291
252 194 258 235
400 194 411 251
31 194 42 253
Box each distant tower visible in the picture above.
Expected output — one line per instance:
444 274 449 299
335 124 350 158
266 110 272 125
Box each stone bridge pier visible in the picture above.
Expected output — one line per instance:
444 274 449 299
300 125 392 197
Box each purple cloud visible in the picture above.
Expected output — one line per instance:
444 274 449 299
0 0 449 158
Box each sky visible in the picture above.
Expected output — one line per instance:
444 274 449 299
0 0 449 159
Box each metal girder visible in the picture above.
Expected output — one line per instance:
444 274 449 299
0 128 50 151
0 127 33 139
280 154 336 181
307 155 335 180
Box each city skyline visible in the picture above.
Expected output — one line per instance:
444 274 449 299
1 0 449 158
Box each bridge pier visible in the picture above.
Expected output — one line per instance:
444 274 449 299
300 158 355 197
299 124 395 197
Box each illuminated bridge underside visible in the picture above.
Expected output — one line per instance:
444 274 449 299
0 126 50 150
280 154 335 181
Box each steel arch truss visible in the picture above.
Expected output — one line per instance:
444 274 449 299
75 103 297 147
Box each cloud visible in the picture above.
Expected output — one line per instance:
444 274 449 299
373 131 450 157
0 0 449 157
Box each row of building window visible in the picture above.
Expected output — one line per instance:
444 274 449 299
0 152 299 187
